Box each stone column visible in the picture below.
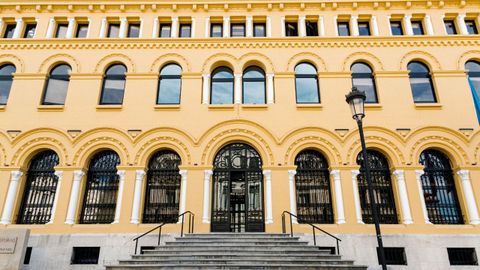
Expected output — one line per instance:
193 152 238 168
371 16 379 36
191 18 196 38
266 73 274 104
119 17 128 38
130 170 145 224
266 17 272 37
393 170 413 224
0 171 23 225
424 15 434 35
318 16 325 36
246 16 253 37
223 17 230 37
178 170 188 218
299 15 306 37
234 74 242 104
86 18 91 38
415 170 431 224
113 170 126 224
152 18 159 38
202 74 210 104
457 170 480 224
457 14 469 35
287 170 297 224
65 170 84 224
0 19 4 37
264 170 273 224
202 170 213 223
204 17 210 37
47 171 64 224
331 170 346 224
65 17 76 38
139 18 144 38
350 15 359 36
45 18 56 38
351 170 364 224
404 15 413 35
99 18 107 38
12 18 24 38
171 17 178 38
281 16 286 36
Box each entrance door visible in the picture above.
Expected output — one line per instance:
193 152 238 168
211 143 265 232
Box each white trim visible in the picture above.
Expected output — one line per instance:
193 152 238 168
318 16 325 36
266 73 274 104
351 170 364 224
371 16 379 36
288 170 298 224
202 170 213 223
65 17 75 38
264 170 273 224
223 17 230 37
393 170 413 224
202 74 210 104
298 15 306 37
65 170 84 224
350 15 359 36
112 170 126 224
152 18 159 38
99 17 107 38
47 171 64 224
331 170 346 224
415 170 432 224
119 17 128 38
130 170 146 224
234 73 242 104
424 15 434 35
12 18 24 39
457 14 469 35
171 17 179 38
457 170 480 224
46 18 56 38
404 15 414 36
0 171 23 225
178 170 188 222
246 16 253 37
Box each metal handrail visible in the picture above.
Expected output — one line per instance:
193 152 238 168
132 211 195 255
281 211 341 255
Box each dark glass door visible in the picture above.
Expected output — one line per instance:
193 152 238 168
230 172 246 232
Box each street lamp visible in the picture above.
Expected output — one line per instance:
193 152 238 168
345 87 387 270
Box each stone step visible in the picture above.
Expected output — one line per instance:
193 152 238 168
145 246 330 253
132 254 342 260
164 241 310 246
176 236 301 241
184 233 290 237
117 258 355 266
106 264 367 269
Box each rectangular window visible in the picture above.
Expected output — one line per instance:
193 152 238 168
210 23 223 37
127 23 140 38
76 24 88 38
23 24 36 38
107 23 120 38
3 24 16 38
465 20 478 34
231 23 245 37
71 247 100 265
358 22 371 36
285 22 298 36
159 23 171 37
179 24 191 37
447 248 478 265
337 22 350 36
411 21 424 35
377 247 408 265
253 23 266 37
444 20 457 35
390 21 403 35
55 24 68 38
306 21 318 36
24 247 32 264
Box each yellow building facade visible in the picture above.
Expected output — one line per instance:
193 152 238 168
0 0 480 269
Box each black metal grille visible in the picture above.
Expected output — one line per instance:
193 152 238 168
211 143 264 232
377 247 407 265
448 248 478 265
294 150 334 224
80 151 120 224
17 150 59 224
420 149 463 224
357 150 398 224
143 150 181 223
71 247 100 264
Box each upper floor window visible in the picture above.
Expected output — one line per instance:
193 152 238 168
107 23 120 38
306 20 318 36
3 24 15 38
295 63 319 103
42 64 71 105
390 21 403 35
254 23 266 37
157 64 182 104
408 61 436 103
444 20 457 35
55 23 68 38
76 24 89 38
128 23 140 38
100 64 126 105
179 23 191 37
358 22 371 36
242 67 266 104
0 64 16 105
231 23 246 37
24 23 36 38
337 22 350 36
210 67 234 104
465 20 478 34
160 23 171 38
210 23 223 37
285 21 298 36
351 62 377 103
466 61 480 118
411 21 424 35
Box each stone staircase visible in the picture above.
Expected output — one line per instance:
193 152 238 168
106 233 367 269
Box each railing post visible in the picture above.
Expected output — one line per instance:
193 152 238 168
281 214 285 233
158 226 162 246
134 240 138 255
289 215 293 237
181 214 185 237
313 227 316 246
191 215 195 233
336 240 340 255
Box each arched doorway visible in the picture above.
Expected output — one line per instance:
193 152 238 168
211 143 264 232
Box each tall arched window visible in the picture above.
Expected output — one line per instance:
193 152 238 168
357 150 398 224
466 61 480 123
0 64 16 105
42 64 71 105
294 150 333 224
143 150 181 223
211 67 234 104
419 149 463 224
157 64 182 104
242 66 266 104
295 63 320 103
17 150 59 224
351 62 378 103
408 61 436 103
80 150 120 224
100 64 126 105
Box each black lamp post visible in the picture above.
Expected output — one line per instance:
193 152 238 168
345 87 387 270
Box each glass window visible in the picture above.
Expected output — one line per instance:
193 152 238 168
0 64 16 105
337 22 350 36
242 67 266 104
466 61 480 121
210 67 234 104
295 63 320 103
306 21 318 36
127 24 140 38
210 23 223 37
42 64 71 105
55 24 68 38
76 24 88 38
390 21 403 35
358 22 371 36
107 23 120 38
157 64 182 104
285 22 298 36
412 21 424 35
444 20 457 35
351 62 378 103
231 23 245 37
253 23 266 37
23 24 36 38
408 61 436 103
160 23 171 37
100 64 126 105
465 20 478 34
3 24 16 38
179 24 191 37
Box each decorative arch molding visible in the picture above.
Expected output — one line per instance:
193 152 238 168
38 53 80 74
73 137 130 167
457 50 480 70
409 137 469 167
342 51 384 71
150 53 191 73
10 137 68 167
286 52 327 72
284 138 342 166
12 128 72 145
72 127 132 144
0 143 6 166
134 138 192 166
346 136 405 166
94 53 135 73
406 126 469 144
0 54 24 73
133 127 196 145
280 127 342 145
238 52 275 73
399 50 442 71
202 53 238 73
342 126 406 145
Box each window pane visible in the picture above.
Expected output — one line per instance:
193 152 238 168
338 22 350 36
24 24 36 38
128 24 140 38
51 64 71 76
466 21 478 34
211 24 222 37
0 65 16 76
358 22 370 36
243 81 265 104
211 81 233 104
102 79 125 104
3 24 15 38
408 62 429 73
160 24 171 37
444 21 456 35
244 69 263 79
466 61 480 72
160 64 181 76
43 78 68 105
231 24 245 37
0 80 13 104
306 21 318 36
56 24 68 38
390 21 403 35
108 24 120 38
412 21 424 35
158 78 181 104
285 22 298 36
106 65 126 75
353 78 377 103
254 23 266 37
410 77 435 102
179 24 191 37
212 69 233 79
295 63 317 74
351 63 372 73
76 24 88 38
296 77 319 103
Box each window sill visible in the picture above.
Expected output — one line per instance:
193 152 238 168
154 104 181 111
365 104 382 110
242 104 269 110
37 105 64 112
96 105 123 111
296 104 323 110
208 104 235 110
414 103 442 109
0 105 5 111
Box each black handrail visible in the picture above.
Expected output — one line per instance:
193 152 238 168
281 211 341 255
132 211 195 255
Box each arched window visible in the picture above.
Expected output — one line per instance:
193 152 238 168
242 66 266 104
17 150 59 224
419 149 463 224
211 67 234 104
351 62 378 103
295 63 320 103
143 150 181 223
42 64 71 105
294 150 333 224
80 150 120 224
100 64 126 105
408 61 436 103
0 64 16 105
466 61 480 122
157 64 182 104
357 150 398 224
